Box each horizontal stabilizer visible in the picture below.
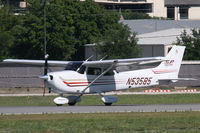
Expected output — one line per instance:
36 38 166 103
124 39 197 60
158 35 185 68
176 78 197 81
159 78 197 83
159 78 197 81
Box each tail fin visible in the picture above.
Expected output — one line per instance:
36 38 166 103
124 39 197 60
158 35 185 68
153 46 185 80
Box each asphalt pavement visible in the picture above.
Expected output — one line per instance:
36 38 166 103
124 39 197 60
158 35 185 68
1 104 200 115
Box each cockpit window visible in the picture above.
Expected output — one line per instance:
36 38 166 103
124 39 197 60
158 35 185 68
64 61 83 71
77 65 86 74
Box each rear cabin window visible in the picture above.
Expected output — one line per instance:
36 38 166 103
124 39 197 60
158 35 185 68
87 67 101 75
87 67 115 76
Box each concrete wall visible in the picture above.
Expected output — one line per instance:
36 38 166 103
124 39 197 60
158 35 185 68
151 0 167 18
189 7 200 20
173 64 200 87
139 45 165 57
0 66 64 88
0 63 199 88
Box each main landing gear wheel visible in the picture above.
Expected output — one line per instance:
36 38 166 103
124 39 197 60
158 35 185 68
56 104 63 106
68 102 76 106
104 103 112 106
99 94 117 106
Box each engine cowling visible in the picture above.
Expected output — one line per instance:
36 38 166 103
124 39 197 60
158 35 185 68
101 96 118 105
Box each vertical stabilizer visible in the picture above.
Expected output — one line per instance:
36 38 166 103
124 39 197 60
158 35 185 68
153 46 185 79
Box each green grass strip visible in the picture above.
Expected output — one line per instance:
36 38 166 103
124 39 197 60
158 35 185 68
0 112 200 133
0 94 200 106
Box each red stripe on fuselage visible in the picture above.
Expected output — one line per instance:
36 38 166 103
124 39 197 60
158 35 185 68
62 81 117 87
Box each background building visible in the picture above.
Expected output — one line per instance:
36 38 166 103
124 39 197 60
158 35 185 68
85 20 200 59
2 0 200 20
137 28 191 57
2 0 26 8
85 28 189 59
95 0 200 20
165 0 200 20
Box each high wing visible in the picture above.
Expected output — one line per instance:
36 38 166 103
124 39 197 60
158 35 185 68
2 59 69 67
2 56 165 69
82 56 166 69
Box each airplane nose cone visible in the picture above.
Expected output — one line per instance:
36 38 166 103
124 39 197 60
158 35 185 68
39 75 49 80
39 74 54 81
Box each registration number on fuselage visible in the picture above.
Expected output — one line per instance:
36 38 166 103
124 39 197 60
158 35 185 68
126 77 153 86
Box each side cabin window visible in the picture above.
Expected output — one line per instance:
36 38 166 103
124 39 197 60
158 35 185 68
87 67 101 75
87 67 115 76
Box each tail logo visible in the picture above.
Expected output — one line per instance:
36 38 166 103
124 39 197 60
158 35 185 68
164 60 174 66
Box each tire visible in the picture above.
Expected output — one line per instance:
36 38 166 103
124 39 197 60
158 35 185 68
68 102 76 106
104 103 112 106
56 104 63 106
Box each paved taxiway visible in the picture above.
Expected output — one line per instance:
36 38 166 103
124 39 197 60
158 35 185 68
1 104 200 115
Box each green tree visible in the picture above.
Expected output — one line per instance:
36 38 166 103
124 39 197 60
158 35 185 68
70 0 119 60
121 9 167 20
11 0 77 60
122 10 151 20
95 23 140 59
0 6 22 61
10 0 119 60
176 29 200 60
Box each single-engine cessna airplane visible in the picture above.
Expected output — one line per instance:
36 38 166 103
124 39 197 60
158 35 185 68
3 46 187 106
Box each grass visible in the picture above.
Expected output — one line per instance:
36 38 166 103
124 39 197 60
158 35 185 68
0 94 200 132
0 112 200 133
0 94 200 106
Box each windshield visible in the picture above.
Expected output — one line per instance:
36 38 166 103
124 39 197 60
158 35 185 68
64 61 83 71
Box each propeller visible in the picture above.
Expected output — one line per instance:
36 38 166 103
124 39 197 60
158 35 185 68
43 54 49 96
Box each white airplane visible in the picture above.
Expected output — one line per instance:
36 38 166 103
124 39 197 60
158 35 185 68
3 46 186 106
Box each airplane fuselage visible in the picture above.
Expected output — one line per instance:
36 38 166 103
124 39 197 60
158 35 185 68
47 68 159 94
